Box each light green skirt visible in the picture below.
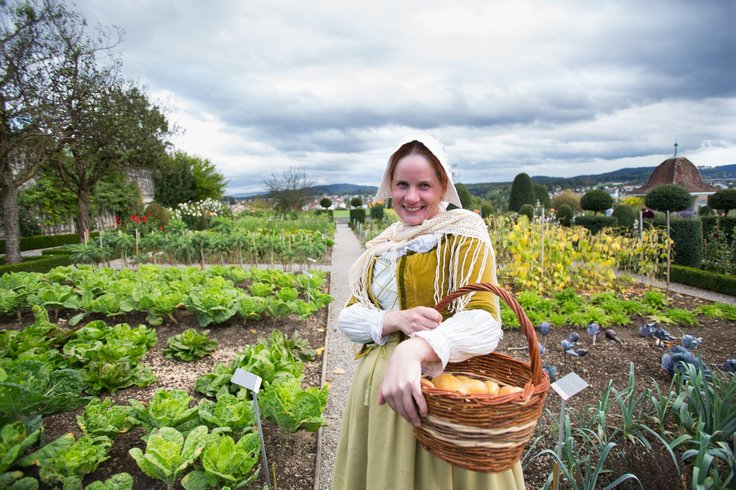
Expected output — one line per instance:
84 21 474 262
331 341 526 490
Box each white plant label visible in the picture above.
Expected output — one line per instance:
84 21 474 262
231 368 262 393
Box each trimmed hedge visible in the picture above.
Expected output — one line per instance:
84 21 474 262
0 253 72 275
701 216 736 243
349 208 366 224
670 265 736 297
0 232 88 254
654 216 703 268
574 215 618 234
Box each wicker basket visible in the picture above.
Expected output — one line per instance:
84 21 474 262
414 283 550 473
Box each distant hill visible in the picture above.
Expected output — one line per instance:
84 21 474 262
469 163 736 191
532 164 736 187
233 182 377 200
306 183 378 195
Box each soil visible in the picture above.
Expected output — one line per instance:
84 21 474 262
5 284 735 490
494 288 735 490
12 305 328 490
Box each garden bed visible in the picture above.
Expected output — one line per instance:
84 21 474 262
3 282 734 489
4 307 327 490
495 288 735 489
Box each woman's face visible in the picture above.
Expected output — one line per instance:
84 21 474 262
391 153 446 226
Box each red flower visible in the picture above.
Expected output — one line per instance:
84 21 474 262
142 216 148 222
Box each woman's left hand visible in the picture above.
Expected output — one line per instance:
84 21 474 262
378 338 437 427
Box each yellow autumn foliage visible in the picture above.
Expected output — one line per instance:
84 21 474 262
487 215 669 293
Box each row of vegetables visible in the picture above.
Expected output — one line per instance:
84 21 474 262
69 228 334 268
0 265 332 328
0 264 333 489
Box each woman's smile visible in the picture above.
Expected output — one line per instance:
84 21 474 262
391 154 445 225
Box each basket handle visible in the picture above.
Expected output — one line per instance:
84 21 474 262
434 283 544 385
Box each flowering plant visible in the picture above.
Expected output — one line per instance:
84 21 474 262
168 199 230 230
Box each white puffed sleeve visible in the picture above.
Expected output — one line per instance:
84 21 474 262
336 303 388 345
414 309 503 377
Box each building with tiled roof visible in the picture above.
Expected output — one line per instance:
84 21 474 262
629 151 718 208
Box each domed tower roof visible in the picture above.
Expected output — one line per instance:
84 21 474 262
631 156 719 195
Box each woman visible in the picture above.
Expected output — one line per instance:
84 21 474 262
332 135 525 489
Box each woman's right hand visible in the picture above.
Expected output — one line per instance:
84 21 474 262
383 306 443 337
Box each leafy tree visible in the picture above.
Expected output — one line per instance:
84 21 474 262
552 189 582 213
508 173 535 212
153 151 197 207
319 197 332 209
154 151 225 207
350 197 362 208
191 156 227 201
645 184 691 290
480 203 493 218
580 190 613 215
556 204 573 226
612 204 636 228
91 172 142 219
264 167 312 213
18 171 78 227
708 189 736 215
455 183 474 209
0 0 74 262
645 185 691 213
533 183 552 209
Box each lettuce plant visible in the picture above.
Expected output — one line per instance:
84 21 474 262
0 306 71 368
26 283 80 315
163 329 218 362
77 398 133 439
128 389 201 437
0 360 89 424
197 392 255 436
185 285 242 327
129 426 208 490
19 433 112 490
194 363 238 398
259 376 328 432
84 472 134 490
181 432 260 490
63 321 157 394
0 416 41 478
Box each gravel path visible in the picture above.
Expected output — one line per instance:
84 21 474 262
314 223 364 490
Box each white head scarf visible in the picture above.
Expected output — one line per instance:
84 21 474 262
374 134 462 208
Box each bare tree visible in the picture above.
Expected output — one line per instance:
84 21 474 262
263 167 313 213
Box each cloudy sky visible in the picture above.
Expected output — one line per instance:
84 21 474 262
74 0 736 195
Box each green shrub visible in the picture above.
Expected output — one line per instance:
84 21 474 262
0 254 72 275
708 189 736 215
612 204 636 228
654 216 703 268
670 265 736 297
0 232 93 254
519 204 534 221
144 202 170 229
698 205 714 216
556 204 573 226
480 204 493 219
645 184 692 212
701 216 736 245
508 173 535 212
580 190 613 214
349 208 366 224
370 204 385 221
574 215 618 234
